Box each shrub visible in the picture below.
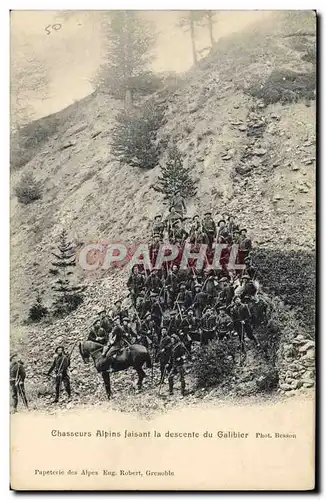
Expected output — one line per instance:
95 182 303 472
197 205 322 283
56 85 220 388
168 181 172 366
153 144 198 201
253 248 315 337
28 292 48 322
192 340 237 389
111 101 166 169
14 172 42 204
246 68 316 105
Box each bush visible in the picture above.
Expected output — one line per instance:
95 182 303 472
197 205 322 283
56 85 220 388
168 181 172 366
153 144 198 201
246 68 316 105
111 101 166 169
14 172 42 204
192 341 236 389
253 249 315 336
28 293 48 322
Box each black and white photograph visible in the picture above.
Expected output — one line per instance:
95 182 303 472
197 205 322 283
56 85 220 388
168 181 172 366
9 9 316 491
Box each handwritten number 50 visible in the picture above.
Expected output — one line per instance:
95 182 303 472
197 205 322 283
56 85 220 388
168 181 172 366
45 24 62 35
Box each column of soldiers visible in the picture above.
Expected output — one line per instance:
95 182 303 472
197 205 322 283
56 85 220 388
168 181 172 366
84 193 260 397
10 191 263 409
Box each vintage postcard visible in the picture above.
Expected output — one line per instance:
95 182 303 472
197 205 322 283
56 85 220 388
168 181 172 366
10 10 316 490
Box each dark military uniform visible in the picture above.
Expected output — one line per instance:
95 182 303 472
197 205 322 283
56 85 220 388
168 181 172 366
202 215 217 249
10 357 28 410
152 217 165 240
88 322 107 345
201 310 218 345
112 303 129 324
170 194 186 217
189 218 202 244
230 300 259 347
157 332 172 383
127 271 145 306
193 288 208 319
47 348 71 403
216 310 233 340
167 335 189 396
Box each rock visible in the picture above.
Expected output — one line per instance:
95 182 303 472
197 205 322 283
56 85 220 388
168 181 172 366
233 104 240 109
292 165 300 171
60 141 76 150
238 125 247 131
284 390 296 397
221 154 232 161
251 157 261 167
303 158 315 165
291 380 303 390
253 148 267 156
298 340 315 353
273 195 283 201
293 334 306 344
303 382 314 388
279 383 292 391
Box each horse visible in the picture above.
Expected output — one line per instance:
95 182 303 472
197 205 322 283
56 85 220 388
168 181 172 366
78 340 152 400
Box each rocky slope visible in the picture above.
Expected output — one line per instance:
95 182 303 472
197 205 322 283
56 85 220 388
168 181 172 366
10 11 316 411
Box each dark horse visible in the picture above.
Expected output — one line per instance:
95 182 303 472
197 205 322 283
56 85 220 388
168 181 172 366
78 341 152 400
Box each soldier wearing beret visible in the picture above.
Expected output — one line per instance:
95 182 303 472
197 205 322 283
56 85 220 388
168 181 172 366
46 346 71 403
10 354 28 411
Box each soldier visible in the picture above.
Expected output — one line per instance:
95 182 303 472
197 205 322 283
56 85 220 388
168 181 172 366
227 215 239 237
216 306 233 340
121 317 137 344
241 274 258 300
176 283 193 310
10 354 28 411
145 268 162 294
165 206 183 235
184 308 200 342
167 334 189 396
150 292 163 328
230 297 260 349
98 308 113 337
202 212 217 249
46 346 71 403
88 318 107 344
170 190 186 217
102 317 129 360
189 214 202 244
239 229 253 255
202 271 216 300
127 266 145 306
112 299 129 324
217 219 229 243
201 307 218 345
152 214 165 240
192 283 208 319
233 229 241 245
157 327 172 384
170 219 188 244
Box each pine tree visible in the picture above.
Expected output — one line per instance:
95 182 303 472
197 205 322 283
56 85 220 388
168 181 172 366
178 11 216 64
96 11 156 106
28 291 48 322
153 144 197 201
178 12 198 65
111 101 166 169
50 229 86 315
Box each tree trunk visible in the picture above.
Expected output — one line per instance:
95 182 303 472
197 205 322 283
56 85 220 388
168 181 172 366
189 13 197 65
207 12 215 47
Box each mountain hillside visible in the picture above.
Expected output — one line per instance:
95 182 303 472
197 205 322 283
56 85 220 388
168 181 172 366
10 12 316 412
